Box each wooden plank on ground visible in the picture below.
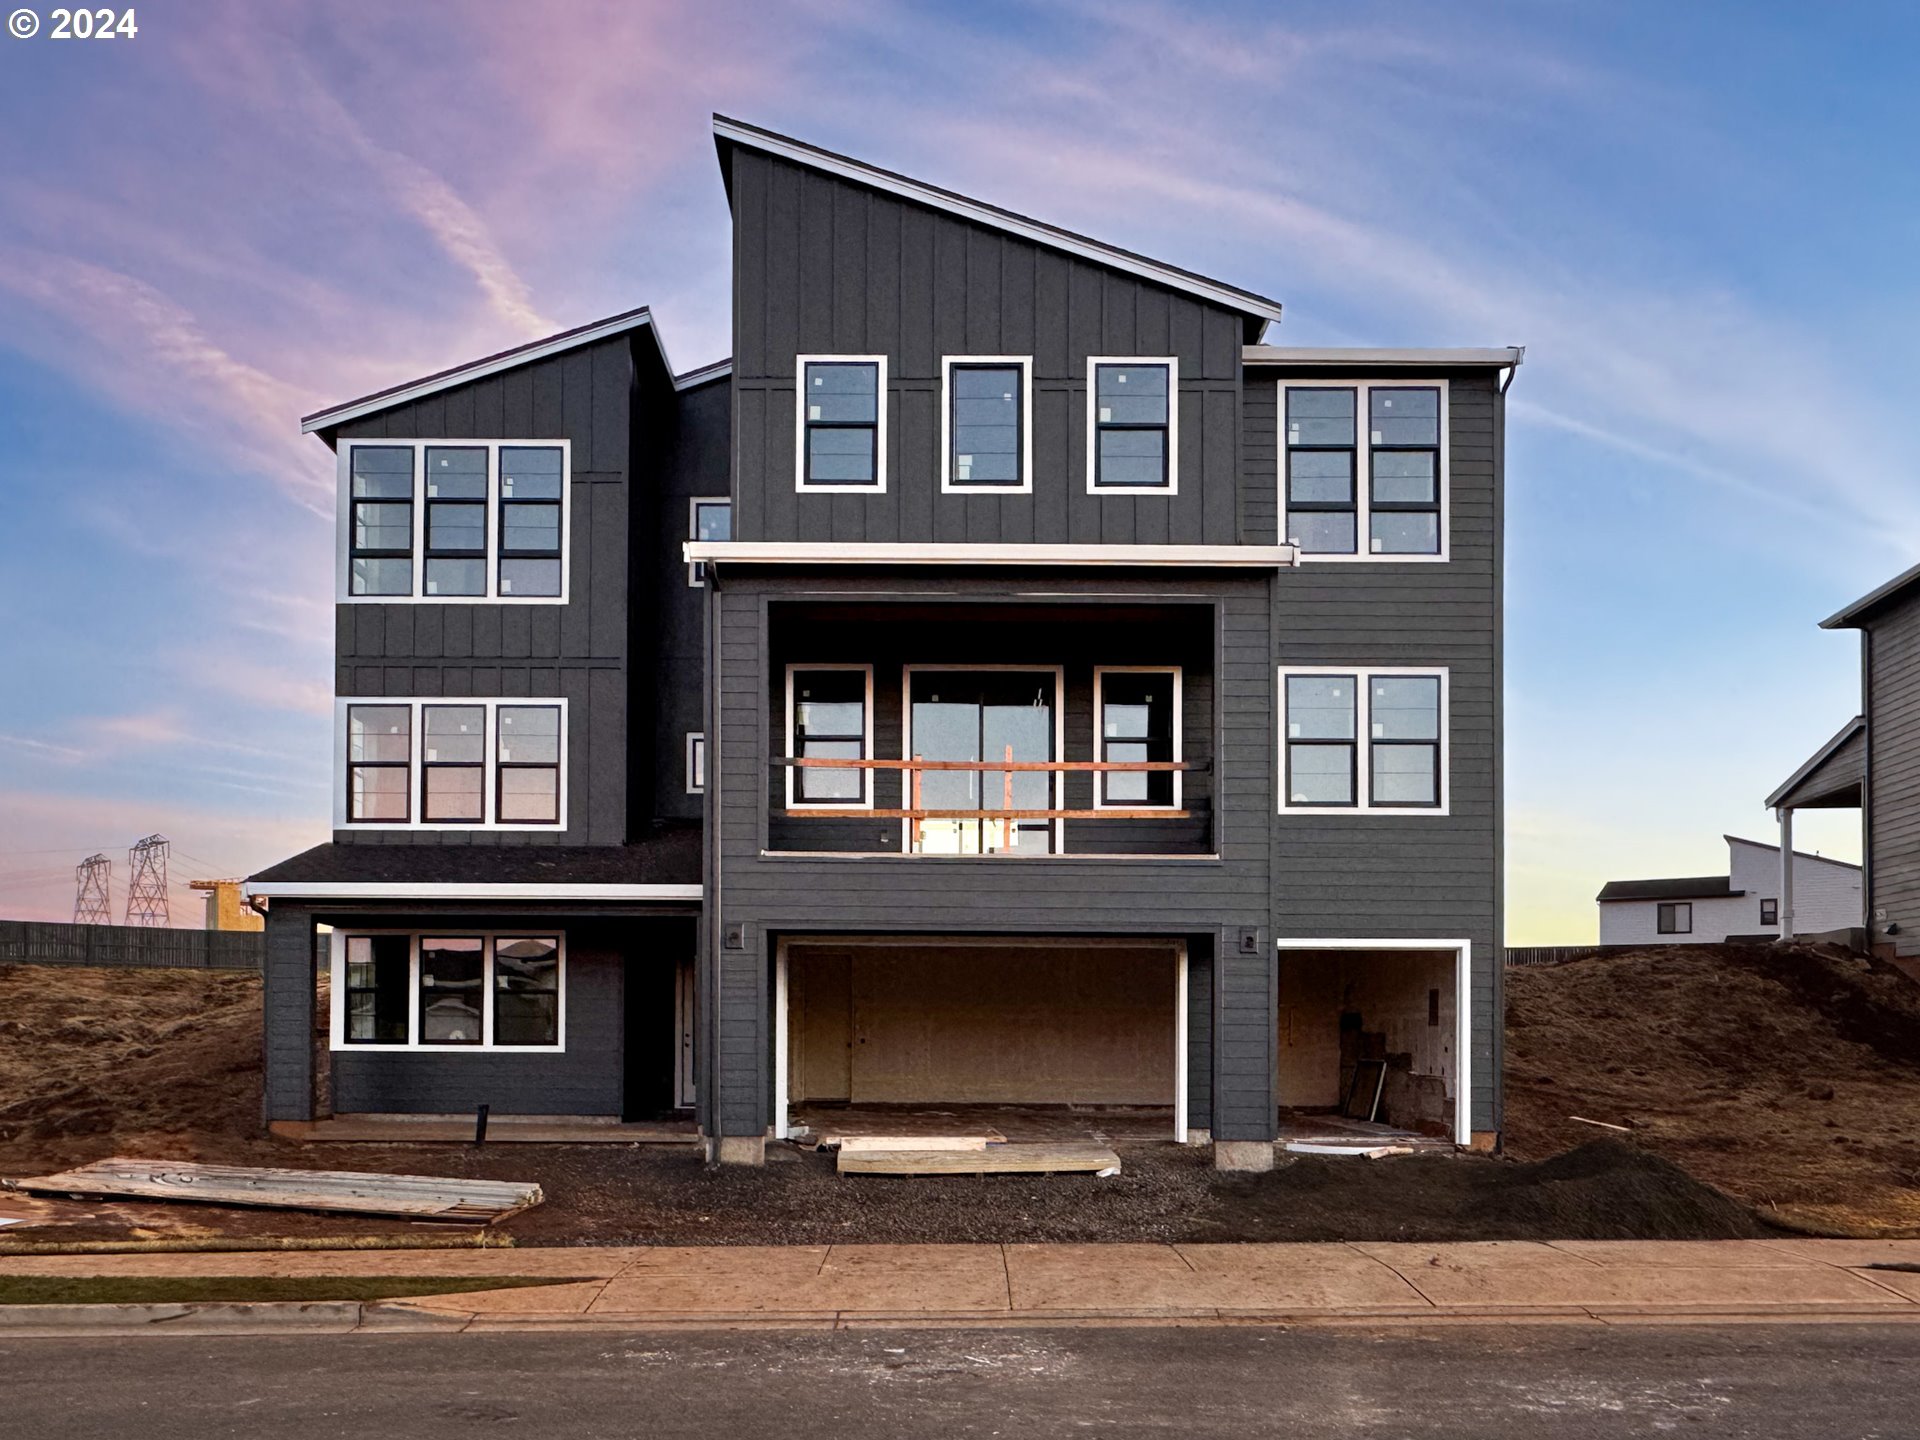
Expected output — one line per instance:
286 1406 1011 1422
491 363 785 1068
837 1142 1121 1177
832 1135 996 1153
11 1158 542 1223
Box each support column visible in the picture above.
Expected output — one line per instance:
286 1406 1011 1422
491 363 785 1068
1778 806 1796 940
1211 924 1276 1172
261 905 317 1125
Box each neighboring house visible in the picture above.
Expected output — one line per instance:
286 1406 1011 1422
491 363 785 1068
1770 560 1920 963
1596 835 1861 944
247 117 1518 1167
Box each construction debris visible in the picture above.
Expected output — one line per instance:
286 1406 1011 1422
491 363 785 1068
1283 1142 1417 1159
833 1134 997 1153
8 1159 541 1224
837 1141 1121 1177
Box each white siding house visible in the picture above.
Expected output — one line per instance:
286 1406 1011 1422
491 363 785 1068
1597 835 1861 945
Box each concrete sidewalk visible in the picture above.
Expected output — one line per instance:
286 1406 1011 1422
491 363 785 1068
5 1238 1920 1335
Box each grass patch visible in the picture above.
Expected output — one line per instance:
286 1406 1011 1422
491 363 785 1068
0 1275 592 1306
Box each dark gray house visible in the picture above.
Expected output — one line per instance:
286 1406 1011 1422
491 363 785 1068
1767 562 1920 969
249 117 1518 1167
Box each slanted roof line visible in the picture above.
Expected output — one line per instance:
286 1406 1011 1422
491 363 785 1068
1595 875 1741 903
712 115 1284 331
1822 563 1920 629
1765 716 1867 808
302 307 671 434
674 359 733 391
1722 833 1863 870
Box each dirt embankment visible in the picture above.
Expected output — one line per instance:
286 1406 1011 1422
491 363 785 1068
1505 942 1920 1236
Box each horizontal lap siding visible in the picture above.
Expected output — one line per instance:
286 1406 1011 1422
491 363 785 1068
330 941 624 1115
333 335 643 847
730 149 1244 549
1251 367 1503 1133
1870 601 1920 955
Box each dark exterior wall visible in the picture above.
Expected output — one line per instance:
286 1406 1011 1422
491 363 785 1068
329 934 625 1116
704 570 1275 1140
647 375 733 823
262 905 317 1123
1867 597 1920 957
1247 365 1504 1134
329 331 665 847
728 149 1246 547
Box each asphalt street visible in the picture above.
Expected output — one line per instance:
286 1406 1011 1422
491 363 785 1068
4 1323 1915 1437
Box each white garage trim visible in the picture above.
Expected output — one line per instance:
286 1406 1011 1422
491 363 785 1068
1273 937 1473 1144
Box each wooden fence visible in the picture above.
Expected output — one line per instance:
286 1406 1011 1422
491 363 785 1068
1504 945 1629 968
0 919 263 970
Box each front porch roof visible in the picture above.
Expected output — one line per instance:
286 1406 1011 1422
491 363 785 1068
245 825 700 902
1766 717 1866 810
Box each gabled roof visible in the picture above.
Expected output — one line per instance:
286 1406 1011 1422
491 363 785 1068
1822 563 1920 629
1765 716 1867 809
712 115 1284 339
301 307 672 435
1595 876 1741 903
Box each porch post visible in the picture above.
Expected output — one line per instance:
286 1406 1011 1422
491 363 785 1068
1778 806 1795 940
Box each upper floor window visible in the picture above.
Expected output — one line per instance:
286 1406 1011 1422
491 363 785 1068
1279 667 1448 815
338 441 569 602
336 697 567 830
332 931 564 1052
1283 381 1447 560
797 357 885 492
786 665 872 808
1088 358 1177 492
688 498 731 586
1095 667 1180 809
943 357 1031 492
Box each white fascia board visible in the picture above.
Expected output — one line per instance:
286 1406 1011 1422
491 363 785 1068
245 881 702 902
683 541 1298 568
1244 346 1524 368
302 310 669 434
675 359 733 391
714 117 1284 327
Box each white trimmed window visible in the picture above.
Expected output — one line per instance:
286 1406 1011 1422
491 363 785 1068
688 498 731 586
336 697 567 830
1279 667 1448 814
331 931 564 1051
1282 381 1448 560
942 356 1032 492
1088 358 1178 492
797 357 886 492
785 665 873 809
1093 667 1181 810
338 440 570 602
686 732 707 794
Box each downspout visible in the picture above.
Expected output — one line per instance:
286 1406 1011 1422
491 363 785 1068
1777 806 1795 940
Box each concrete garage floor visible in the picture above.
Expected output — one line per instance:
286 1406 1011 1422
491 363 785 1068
787 1102 1180 1145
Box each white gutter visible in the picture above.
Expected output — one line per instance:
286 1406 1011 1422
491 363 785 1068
683 541 1298 569
1243 345 1525 368
244 882 702 902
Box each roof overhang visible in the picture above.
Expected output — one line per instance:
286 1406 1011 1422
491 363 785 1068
713 115 1284 337
1822 563 1920 629
1766 716 1867 809
1244 346 1525 370
301 308 671 435
674 359 732 391
683 541 1298 570
244 881 702 903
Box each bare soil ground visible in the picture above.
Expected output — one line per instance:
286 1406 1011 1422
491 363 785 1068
0 955 1880 1246
1505 941 1920 1237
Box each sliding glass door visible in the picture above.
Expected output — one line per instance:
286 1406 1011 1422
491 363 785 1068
906 669 1059 854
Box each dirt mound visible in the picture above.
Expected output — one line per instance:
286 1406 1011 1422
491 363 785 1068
1506 943 1920 1236
0 963 263 1164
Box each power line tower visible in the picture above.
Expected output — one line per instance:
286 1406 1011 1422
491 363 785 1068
125 835 171 928
73 854 112 925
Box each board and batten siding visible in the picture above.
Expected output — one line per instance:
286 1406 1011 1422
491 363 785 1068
1249 366 1504 1135
1868 595 1920 956
727 148 1245 548
328 332 658 847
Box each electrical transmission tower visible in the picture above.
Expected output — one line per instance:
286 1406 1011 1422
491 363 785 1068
73 854 113 924
125 835 171 927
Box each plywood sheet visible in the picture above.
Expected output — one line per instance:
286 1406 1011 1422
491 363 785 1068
837 1142 1122 1176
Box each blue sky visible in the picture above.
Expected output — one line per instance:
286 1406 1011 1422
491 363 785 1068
0 0 1910 935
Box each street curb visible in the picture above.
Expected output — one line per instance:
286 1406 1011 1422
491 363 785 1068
0 1299 365 1337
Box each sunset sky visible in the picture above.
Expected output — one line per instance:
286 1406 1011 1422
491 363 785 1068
0 1 1911 938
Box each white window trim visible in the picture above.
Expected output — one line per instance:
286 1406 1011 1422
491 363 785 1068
784 664 875 811
335 439 572 603
328 929 566 1054
900 663 1067 854
334 696 569 831
686 732 706 795
1280 379 1449 563
1092 666 1183 812
1087 356 1179 495
795 355 888 494
940 355 1033 494
687 497 730 587
1278 665 1449 816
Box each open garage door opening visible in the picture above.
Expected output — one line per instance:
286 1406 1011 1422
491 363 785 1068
1275 942 1469 1145
777 937 1187 1144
